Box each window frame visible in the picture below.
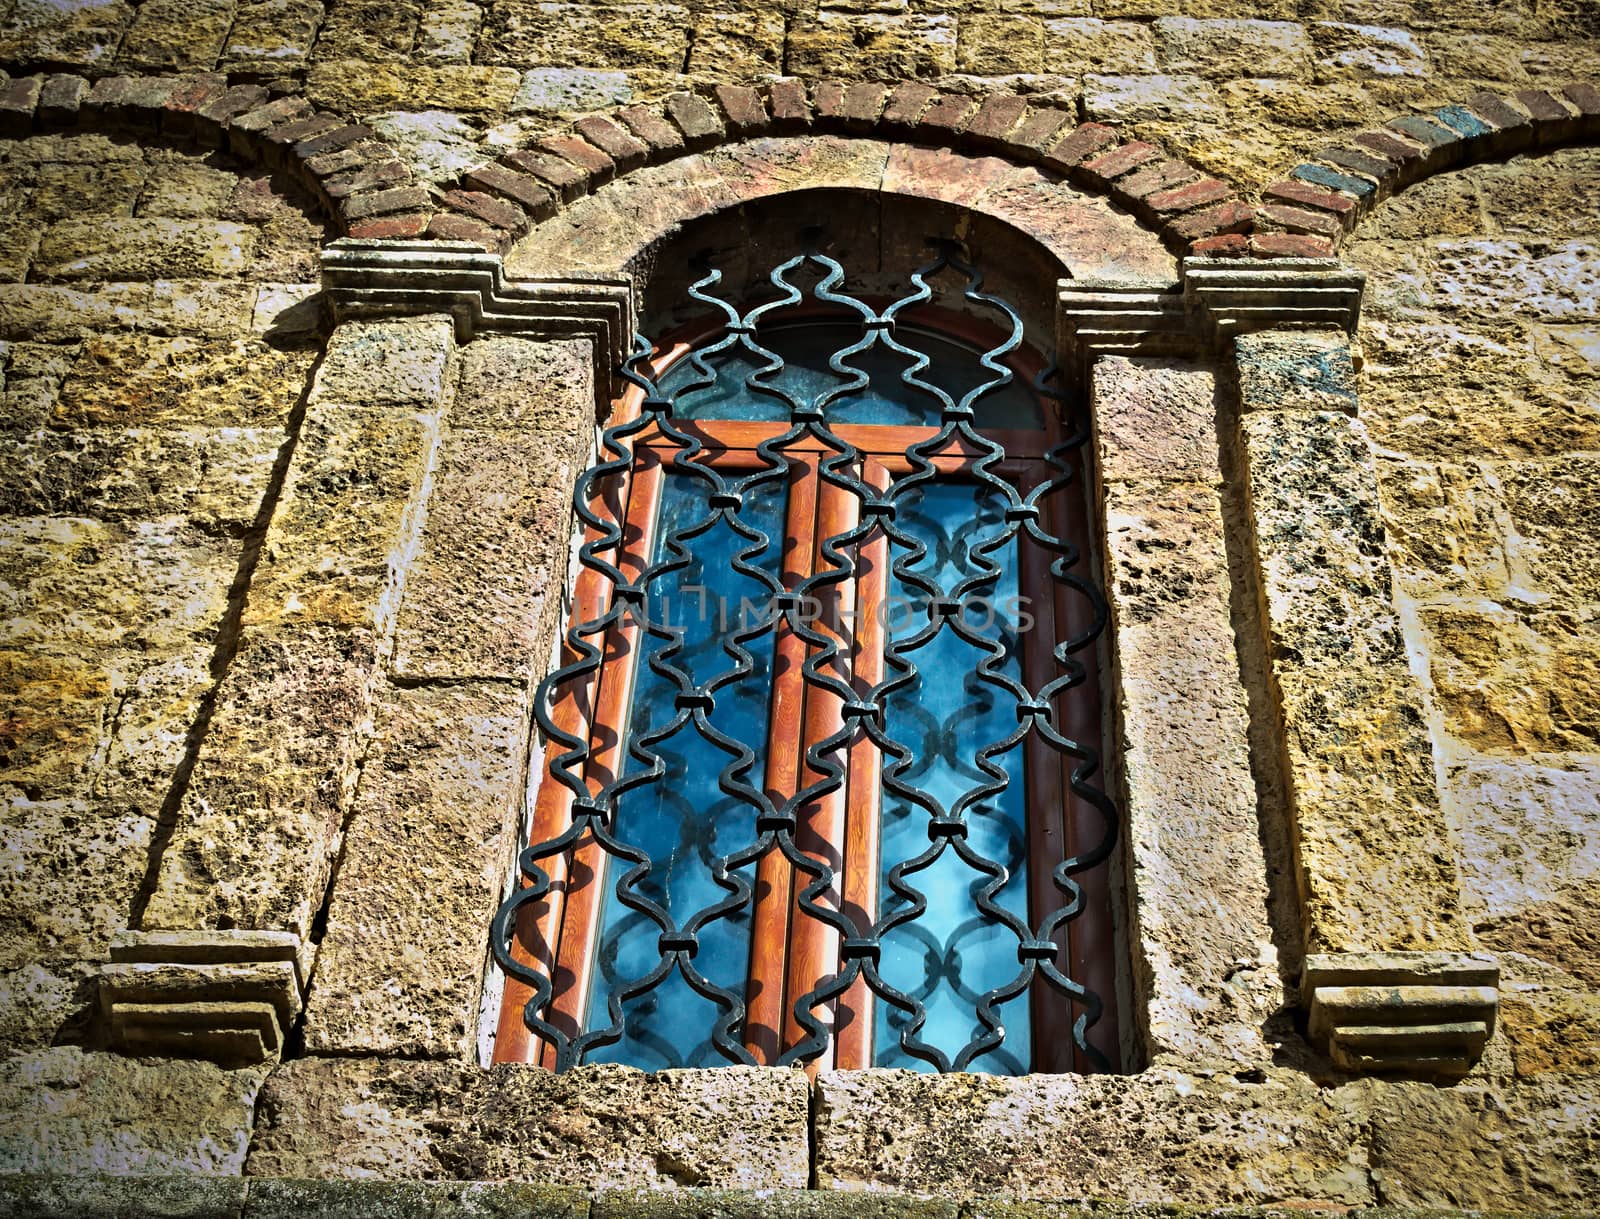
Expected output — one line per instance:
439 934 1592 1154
494 314 1117 1074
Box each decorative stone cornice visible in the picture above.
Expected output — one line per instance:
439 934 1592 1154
321 238 636 400
100 930 304 1066
1302 951 1500 1078
1058 257 1366 381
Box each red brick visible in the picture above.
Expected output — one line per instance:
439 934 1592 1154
1562 82 1600 117
196 84 268 126
462 163 557 221
767 78 810 130
1119 158 1200 201
538 135 616 185
294 123 378 159
231 95 312 133
812 80 847 122
1250 231 1334 258
504 148 589 202
1264 179 1357 219
1317 144 1394 182
1146 178 1231 215
1257 202 1342 238
836 81 888 129
159 74 227 136
1082 140 1161 182
1008 106 1072 153
348 212 431 239
426 212 501 249
1170 200 1254 241
965 93 1029 146
881 81 937 131
1190 233 1248 257
263 113 342 148
573 116 648 173
1041 123 1118 170
440 189 528 232
616 104 684 156
1353 129 1424 166
712 83 768 136
343 184 433 221
665 90 724 148
323 159 408 199
305 142 390 178
920 94 977 134
1466 91 1530 133
1513 88 1572 122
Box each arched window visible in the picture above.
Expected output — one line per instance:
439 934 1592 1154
492 238 1119 1076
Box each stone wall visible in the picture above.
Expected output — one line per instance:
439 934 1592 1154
0 0 1597 1212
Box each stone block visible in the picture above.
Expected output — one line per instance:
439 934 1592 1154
417 0 481 65
1041 18 1155 74
1082 73 1223 124
0 1174 249 1218
145 279 258 336
22 158 149 220
312 0 421 62
367 111 485 186
957 14 1044 75
785 12 956 80
1153 17 1312 79
1499 452 1600 600
0 1047 264 1175
0 283 153 340
812 1068 1372 1204
115 0 230 71
55 334 311 427
475 2 691 71
248 1058 811 1188
220 0 323 74
1234 328 1357 413
1092 356 1222 485
1311 22 1429 80
304 62 522 115
1375 459 1508 600
309 315 457 411
33 217 257 282
510 67 633 114
686 10 784 77
392 426 580 681
1102 480 1276 1064
0 0 132 72
247 1178 588 1219
302 682 528 1057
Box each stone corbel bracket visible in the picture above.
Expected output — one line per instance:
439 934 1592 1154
1058 258 1366 386
1303 952 1499 1078
100 930 304 1066
321 238 637 405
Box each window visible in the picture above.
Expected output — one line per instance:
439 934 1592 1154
492 242 1119 1075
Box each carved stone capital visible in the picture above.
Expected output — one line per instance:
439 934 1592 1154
100 930 305 1065
320 238 637 402
1302 951 1499 1078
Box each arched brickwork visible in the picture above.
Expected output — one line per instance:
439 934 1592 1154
435 79 1250 259
0 71 417 237
1240 81 1600 258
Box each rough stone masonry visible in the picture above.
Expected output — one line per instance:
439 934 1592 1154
0 0 1597 1212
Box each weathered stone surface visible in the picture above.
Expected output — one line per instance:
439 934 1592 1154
1498 452 1600 601
1102 479 1278 1064
1093 356 1222 485
1234 329 1357 414
33 218 257 282
786 13 956 80
248 1058 811 1187
1311 22 1429 80
1153 18 1312 79
510 67 632 113
313 0 421 63
309 315 456 411
303 682 527 1057
1374 459 1508 601
957 14 1045 75
476 2 690 71
115 0 230 71
0 1173 251 1218
0 0 131 71
1040 18 1156 74
305 62 522 115
687 10 784 77
367 110 484 183
221 0 323 73
0 1047 265 1175
813 1068 1372 1203
1081 73 1223 124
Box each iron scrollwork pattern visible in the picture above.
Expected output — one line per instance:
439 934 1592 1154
490 239 1120 1073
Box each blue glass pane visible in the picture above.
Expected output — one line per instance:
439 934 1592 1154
875 480 1031 1074
662 322 1042 429
584 472 786 1069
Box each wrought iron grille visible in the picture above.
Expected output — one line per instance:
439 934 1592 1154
491 238 1119 1074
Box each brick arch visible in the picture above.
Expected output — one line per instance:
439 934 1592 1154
431 79 1251 259
0 71 420 237
1247 80 1600 257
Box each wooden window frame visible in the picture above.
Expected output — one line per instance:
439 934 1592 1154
495 328 1117 1074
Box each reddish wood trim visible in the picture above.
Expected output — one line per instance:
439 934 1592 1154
781 470 861 1074
834 459 889 1069
744 455 818 1064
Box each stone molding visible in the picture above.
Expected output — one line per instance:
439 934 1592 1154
321 238 635 402
1058 257 1365 378
1302 952 1500 1077
99 930 304 1066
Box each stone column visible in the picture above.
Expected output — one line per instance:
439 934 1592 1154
99 240 634 1064
1230 323 1497 1076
